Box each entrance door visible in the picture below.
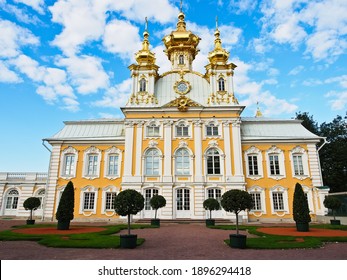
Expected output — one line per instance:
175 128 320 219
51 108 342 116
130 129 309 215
4 189 19 216
143 188 159 218
207 188 223 218
176 188 191 218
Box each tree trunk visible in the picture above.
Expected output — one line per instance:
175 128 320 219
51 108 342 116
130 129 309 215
30 210 33 220
127 214 131 235
155 209 157 219
235 213 239 235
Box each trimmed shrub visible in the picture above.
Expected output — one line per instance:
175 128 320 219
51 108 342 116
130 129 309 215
56 181 75 229
324 196 342 220
150 195 166 219
23 197 41 220
203 198 220 220
293 182 311 223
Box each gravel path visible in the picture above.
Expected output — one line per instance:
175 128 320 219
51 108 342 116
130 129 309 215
0 220 346 260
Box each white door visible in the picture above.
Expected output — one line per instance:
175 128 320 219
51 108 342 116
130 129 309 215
4 189 19 216
206 188 223 219
176 188 191 218
143 188 159 218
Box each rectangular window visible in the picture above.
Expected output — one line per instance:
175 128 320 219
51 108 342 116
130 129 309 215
206 126 219 136
147 126 160 137
176 126 189 137
251 193 262 210
145 189 159 210
269 155 280 175
87 155 98 175
293 155 304 175
108 155 119 176
64 155 75 176
248 155 259 176
272 192 284 211
105 192 116 210
83 192 95 210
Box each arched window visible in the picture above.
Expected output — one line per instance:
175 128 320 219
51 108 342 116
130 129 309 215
35 189 45 209
175 148 190 175
179 55 184 65
5 189 19 210
145 148 160 175
218 77 225 91
139 78 147 92
206 148 221 175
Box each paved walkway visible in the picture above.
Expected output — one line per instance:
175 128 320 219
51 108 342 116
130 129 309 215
0 220 347 260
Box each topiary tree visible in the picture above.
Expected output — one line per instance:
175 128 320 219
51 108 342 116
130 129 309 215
56 181 75 230
293 183 311 231
150 195 166 220
203 198 220 220
114 189 144 235
324 196 341 221
221 189 252 235
23 197 41 221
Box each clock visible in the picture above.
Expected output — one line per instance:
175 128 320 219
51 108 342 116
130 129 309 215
174 80 190 95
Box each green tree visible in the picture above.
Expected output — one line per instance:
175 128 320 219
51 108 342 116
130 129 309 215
56 181 75 230
293 183 311 224
323 196 342 220
23 197 41 221
150 195 166 219
295 111 320 135
203 198 220 220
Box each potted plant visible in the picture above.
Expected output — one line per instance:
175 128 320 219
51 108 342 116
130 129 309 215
149 195 166 226
221 189 252 249
114 189 144 249
56 181 75 230
293 182 311 232
203 198 220 226
323 196 342 225
23 197 41 225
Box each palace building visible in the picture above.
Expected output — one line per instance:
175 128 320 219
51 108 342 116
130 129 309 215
0 10 329 222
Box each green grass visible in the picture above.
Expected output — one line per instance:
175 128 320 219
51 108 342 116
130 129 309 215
210 224 347 249
0 224 154 248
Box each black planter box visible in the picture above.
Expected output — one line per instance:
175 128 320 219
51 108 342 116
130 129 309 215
296 222 309 232
120 234 137 249
26 220 35 225
330 219 341 225
229 234 247 249
57 220 70 230
205 219 215 226
151 219 160 226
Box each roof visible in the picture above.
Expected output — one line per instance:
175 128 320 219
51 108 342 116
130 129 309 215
241 117 322 141
45 119 125 141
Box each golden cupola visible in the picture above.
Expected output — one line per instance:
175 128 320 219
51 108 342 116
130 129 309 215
135 21 156 66
208 21 230 65
162 10 200 71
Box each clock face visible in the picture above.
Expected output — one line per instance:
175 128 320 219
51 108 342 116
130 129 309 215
176 81 189 94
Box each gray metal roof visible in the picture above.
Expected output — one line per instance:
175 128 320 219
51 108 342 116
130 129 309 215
45 119 125 141
241 117 321 141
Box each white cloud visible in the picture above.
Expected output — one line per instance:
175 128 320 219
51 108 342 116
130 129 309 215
325 75 347 88
93 78 132 108
0 19 39 58
228 0 257 14
56 55 109 94
326 90 347 110
0 1 41 24
0 61 22 83
14 0 45 14
288 65 304 76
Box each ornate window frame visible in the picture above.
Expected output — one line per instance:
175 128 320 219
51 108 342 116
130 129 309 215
269 185 289 215
218 75 226 92
101 185 120 215
173 147 193 176
143 147 163 176
174 120 191 139
248 186 266 215
205 120 221 138
266 146 286 180
204 147 225 176
60 146 78 179
290 146 310 180
139 76 147 92
244 146 263 180
79 185 98 215
104 146 122 179
83 146 101 179
145 120 162 138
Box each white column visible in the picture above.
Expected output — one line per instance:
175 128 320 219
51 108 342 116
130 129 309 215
223 121 232 181
123 121 135 181
232 120 244 180
194 120 204 182
134 122 144 181
163 120 173 182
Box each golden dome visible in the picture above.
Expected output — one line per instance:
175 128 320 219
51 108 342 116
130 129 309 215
208 25 229 65
135 19 156 65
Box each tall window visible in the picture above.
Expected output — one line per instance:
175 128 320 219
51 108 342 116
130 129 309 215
175 148 190 175
218 77 225 91
139 78 146 92
206 123 219 136
83 192 95 210
63 154 75 176
269 154 280 175
248 155 259 175
145 149 160 175
147 123 160 137
293 154 304 175
176 123 189 137
179 54 184 64
105 192 116 210
206 148 221 175
87 155 98 175
272 192 284 211
251 193 262 210
36 189 45 209
107 155 119 176
145 189 159 210
208 188 222 204
5 189 19 209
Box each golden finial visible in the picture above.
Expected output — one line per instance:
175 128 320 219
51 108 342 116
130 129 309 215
145 17 148 32
255 102 263 117
216 16 219 30
180 0 183 12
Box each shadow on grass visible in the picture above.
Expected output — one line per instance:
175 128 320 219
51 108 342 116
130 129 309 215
0 224 155 249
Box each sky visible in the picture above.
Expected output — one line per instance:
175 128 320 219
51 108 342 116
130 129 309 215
0 0 346 172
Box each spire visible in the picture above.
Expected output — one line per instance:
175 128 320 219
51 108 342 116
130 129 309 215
208 16 229 65
135 17 156 65
255 102 263 118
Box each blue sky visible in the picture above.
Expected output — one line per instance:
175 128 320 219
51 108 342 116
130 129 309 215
0 0 346 172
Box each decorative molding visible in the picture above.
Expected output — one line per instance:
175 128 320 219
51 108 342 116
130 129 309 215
148 140 158 148
208 140 219 148
178 140 188 148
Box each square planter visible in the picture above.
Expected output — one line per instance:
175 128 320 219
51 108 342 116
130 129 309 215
229 234 247 249
26 219 35 225
296 222 309 232
120 234 137 249
151 219 160 226
205 219 215 226
330 219 341 225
